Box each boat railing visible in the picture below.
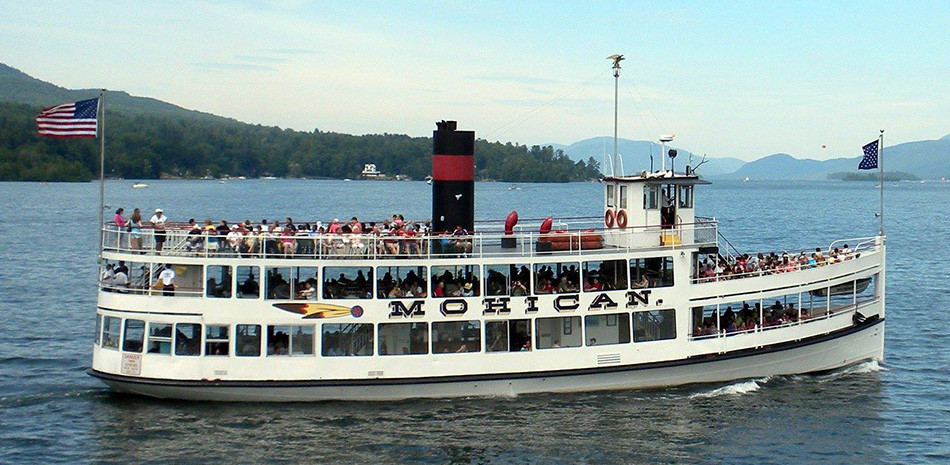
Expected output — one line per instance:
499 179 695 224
690 296 879 341
828 236 880 255
101 220 719 261
691 238 882 284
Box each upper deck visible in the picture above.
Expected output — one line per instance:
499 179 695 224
101 216 720 262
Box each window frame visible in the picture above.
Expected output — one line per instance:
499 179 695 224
205 325 230 356
377 322 429 356
122 318 145 353
101 316 121 350
147 322 172 355
174 323 202 356
633 309 677 342
235 324 262 357
205 264 233 298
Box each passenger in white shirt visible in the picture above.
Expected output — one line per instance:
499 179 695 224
150 209 168 253
158 265 176 296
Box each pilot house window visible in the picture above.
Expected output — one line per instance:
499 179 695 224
644 185 659 209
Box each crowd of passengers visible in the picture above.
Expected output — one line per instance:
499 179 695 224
111 207 475 257
696 245 858 282
694 300 810 337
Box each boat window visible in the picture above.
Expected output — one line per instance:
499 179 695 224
291 267 320 300
206 265 233 298
678 185 693 208
606 184 615 208
321 323 374 356
236 266 260 299
584 313 631 346
630 257 674 289
534 262 580 294
377 266 427 299
582 259 628 291
323 266 373 299
536 316 582 349
762 295 804 325
95 314 102 346
101 316 121 350
235 324 261 357
855 275 877 306
619 185 628 209
265 267 292 299
264 266 319 300
147 323 172 354
432 321 481 353
486 319 532 352
122 319 145 353
378 322 428 355
691 305 719 339
644 185 659 209
431 265 480 298
174 323 202 356
266 325 315 356
632 310 676 342
485 264 531 296
205 325 230 356
720 301 759 335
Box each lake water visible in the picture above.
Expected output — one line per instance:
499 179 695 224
1 179 948 464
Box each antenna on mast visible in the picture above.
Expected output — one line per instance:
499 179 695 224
607 54 624 177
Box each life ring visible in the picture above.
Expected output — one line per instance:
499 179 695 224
616 209 628 229
605 209 615 228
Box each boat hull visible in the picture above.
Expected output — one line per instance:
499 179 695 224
89 317 883 402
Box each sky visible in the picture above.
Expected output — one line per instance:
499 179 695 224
1 1 948 161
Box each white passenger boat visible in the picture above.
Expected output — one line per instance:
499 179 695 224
89 62 885 402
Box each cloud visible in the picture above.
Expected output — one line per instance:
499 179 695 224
256 48 321 55
190 62 277 72
466 72 560 85
234 55 288 64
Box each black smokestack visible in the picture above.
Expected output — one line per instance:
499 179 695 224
432 120 475 232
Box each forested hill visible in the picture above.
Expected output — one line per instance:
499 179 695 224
0 64 601 182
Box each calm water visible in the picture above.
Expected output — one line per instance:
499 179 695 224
1 179 948 464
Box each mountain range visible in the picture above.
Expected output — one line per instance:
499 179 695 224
2 62 948 180
556 134 950 180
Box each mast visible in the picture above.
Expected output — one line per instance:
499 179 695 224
878 129 884 236
608 54 624 177
98 90 106 257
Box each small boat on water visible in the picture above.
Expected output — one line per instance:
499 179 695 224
89 58 885 401
131 183 148 189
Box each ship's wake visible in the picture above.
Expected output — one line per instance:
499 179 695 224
689 378 767 398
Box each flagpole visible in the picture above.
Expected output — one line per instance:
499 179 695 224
98 90 106 257
878 130 884 237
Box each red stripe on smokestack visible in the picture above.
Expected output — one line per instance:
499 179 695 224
432 155 474 181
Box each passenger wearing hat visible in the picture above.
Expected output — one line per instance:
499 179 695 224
461 282 475 297
185 223 204 253
149 208 168 253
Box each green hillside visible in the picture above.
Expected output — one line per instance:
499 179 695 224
0 64 600 182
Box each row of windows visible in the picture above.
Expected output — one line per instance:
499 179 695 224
101 257 675 300
97 310 677 358
606 184 694 210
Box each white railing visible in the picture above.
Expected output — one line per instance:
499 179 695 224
691 237 881 284
101 220 720 261
690 297 880 341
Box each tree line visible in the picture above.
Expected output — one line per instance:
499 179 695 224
0 102 601 182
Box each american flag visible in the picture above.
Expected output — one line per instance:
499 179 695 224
36 98 99 138
858 139 879 170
